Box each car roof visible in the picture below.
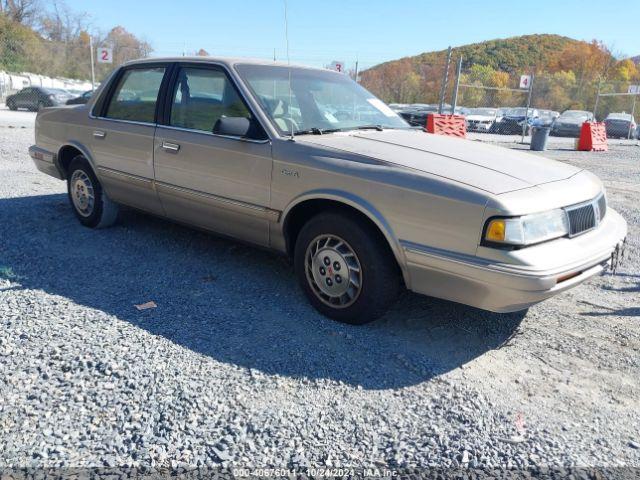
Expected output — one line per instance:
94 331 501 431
122 56 330 72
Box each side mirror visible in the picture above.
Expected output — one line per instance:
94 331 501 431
213 117 252 137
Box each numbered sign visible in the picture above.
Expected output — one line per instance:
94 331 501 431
519 75 532 90
97 47 113 64
329 61 345 73
628 85 640 94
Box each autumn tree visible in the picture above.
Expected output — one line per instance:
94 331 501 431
0 0 40 26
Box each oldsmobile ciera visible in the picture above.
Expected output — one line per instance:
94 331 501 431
29 57 627 324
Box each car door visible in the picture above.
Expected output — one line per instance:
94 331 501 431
15 88 31 108
88 64 169 215
153 63 274 247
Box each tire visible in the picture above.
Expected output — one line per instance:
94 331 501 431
36 101 46 112
67 155 119 228
7 100 17 111
294 211 401 324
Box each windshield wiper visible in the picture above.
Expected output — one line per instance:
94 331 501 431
353 124 385 131
293 127 342 136
293 125 388 136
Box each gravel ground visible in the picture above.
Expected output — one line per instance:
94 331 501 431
0 110 639 474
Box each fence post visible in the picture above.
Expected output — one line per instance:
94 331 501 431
521 72 534 143
450 56 463 114
89 36 96 91
438 46 452 114
593 78 602 120
628 94 637 140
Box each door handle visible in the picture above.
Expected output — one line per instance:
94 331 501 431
93 130 106 139
161 141 180 152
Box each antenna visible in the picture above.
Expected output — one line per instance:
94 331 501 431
283 0 294 140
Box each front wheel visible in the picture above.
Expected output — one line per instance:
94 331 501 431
67 156 119 228
294 211 401 324
7 100 17 111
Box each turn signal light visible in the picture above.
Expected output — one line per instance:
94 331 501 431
485 219 506 242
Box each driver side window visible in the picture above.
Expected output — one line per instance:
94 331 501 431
169 67 252 134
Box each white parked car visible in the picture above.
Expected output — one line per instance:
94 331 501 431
466 108 499 133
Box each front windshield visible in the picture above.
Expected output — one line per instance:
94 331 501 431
505 107 535 116
235 64 409 135
561 110 590 119
607 113 632 120
45 88 70 95
471 108 496 116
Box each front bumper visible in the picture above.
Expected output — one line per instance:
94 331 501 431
29 145 64 180
401 209 627 312
467 121 493 132
606 125 635 138
497 119 527 134
551 124 581 137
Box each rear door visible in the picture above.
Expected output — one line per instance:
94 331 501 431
153 63 273 246
88 64 169 215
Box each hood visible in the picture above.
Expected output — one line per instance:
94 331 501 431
297 129 581 195
556 117 585 125
466 115 494 121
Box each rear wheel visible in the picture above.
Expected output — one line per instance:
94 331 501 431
67 155 119 228
294 211 401 324
36 101 46 112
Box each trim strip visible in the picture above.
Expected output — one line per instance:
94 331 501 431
96 166 154 190
28 145 55 163
158 124 271 144
155 182 280 222
401 240 494 269
96 166 279 222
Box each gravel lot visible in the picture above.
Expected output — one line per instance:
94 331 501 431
1 109 639 473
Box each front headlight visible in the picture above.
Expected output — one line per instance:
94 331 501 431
484 209 569 247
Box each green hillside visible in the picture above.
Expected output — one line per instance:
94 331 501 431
375 34 584 74
358 34 632 112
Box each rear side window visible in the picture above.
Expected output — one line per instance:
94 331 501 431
169 67 251 132
105 67 165 123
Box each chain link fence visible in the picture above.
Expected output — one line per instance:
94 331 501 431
0 34 148 110
2 34 639 142
361 55 640 142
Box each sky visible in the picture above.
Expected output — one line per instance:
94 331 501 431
64 0 640 70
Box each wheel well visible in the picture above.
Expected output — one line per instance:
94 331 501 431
57 145 83 178
283 199 400 271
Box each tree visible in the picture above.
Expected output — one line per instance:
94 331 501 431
196 48 210 57
1 0 40 26
611 59 639 82
0 12 41 71
38 0 88 42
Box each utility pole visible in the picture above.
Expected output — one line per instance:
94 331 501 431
354 58 359 83
438 46 452 114
450 56 463 114
89 36 96 91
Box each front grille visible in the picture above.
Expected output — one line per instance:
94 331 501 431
567 204 596 236
565 194 606 237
